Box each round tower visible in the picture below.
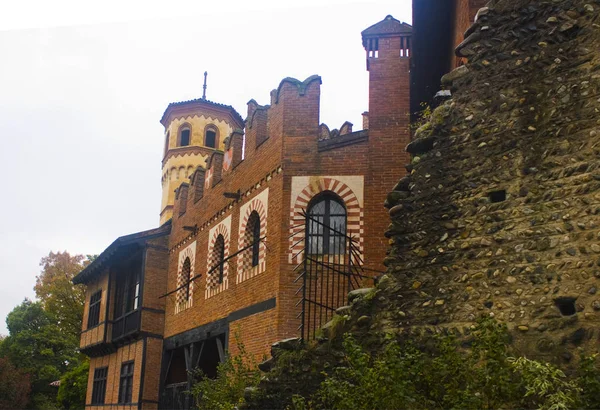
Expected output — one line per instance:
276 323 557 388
159 97 244 224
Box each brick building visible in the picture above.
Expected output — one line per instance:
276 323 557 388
73 5 484 408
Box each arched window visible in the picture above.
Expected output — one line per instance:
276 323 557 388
205 126 218 148
245 211 261 267
182 257 192 301
306 192 346 255
164 131 170 155
213 234 225 284
179 125 191 147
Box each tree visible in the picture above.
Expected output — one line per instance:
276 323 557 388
0 356 31 409
34 252 92 338
0 299 79 409
57 360 89 410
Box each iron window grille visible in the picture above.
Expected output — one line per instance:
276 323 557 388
214 234 225 284
306 193 347 255
182 257 192 301
249 212 261 267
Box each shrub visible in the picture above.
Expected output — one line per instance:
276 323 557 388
190 338 261 410
290 317 597 410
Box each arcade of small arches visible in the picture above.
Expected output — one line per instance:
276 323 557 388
163 122 221 153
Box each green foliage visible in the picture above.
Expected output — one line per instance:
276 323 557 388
0 356 31 409
57 359 89 410
411 102 433 133
509 357 581 410
577 353 600 409
34 252 92 338
287 317 597 410
0 299 78 408
316 335 421 410
190 338 261 410
0 251 93 409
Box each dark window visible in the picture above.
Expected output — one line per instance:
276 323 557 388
489 190 506 203
164 131 170 155
306 193 346 255
214 235 225 284
91 367 108 404
180 128 191 146
205 129 217 148
555 297 577 316
246 212 261 267
118 361 134 404
114 263 141 319
182 257 192 301
87 290 102 329
91 366 108 404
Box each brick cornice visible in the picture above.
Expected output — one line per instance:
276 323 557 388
161 101 244 129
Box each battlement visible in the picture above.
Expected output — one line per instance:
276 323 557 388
170 74 377 221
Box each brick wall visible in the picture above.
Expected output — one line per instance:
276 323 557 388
86 339 144 409
141 338 163 409
141 239 168 335
452 0 489 67
164 84 285 356
365 35 411 276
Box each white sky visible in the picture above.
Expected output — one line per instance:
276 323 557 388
0 0 412 335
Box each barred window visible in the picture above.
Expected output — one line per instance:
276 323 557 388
182 257 192 301
91 367 108 405
306 192 346 255
87 290 102 329
214 234 225 284
118 361 134 404
246 211 261 267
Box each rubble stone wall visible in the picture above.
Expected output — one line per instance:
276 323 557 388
384 0 600 364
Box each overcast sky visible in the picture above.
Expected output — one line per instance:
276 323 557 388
0 0 412 335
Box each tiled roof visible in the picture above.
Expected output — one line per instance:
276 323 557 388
160 97 245 127
72 221 171 285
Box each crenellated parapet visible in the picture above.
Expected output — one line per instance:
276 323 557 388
169 73 375 223
318 121 355 140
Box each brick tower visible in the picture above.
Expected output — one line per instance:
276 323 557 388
361 15 412 267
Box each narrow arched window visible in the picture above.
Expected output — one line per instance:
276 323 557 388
182 257 192 301
246 211 261 267
214 234 225 284
205 127 217 148
164 131 170 155
179 126 191 147
306 192 346 255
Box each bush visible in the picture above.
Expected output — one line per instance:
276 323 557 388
57 359 89 410
0 357 31 409
289 317 598 410
190 338 261 410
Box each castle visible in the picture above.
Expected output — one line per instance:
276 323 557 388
72 3 485 409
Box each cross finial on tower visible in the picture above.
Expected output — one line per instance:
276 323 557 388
202 71 208 100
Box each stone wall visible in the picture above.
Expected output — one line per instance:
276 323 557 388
385 0 600 364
